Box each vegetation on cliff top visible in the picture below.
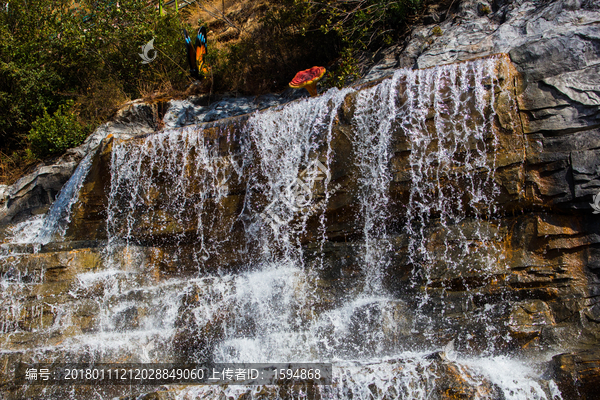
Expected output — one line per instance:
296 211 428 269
0 0 425 184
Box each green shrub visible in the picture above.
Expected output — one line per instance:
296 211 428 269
0 0 189 159
305 0 422 88
326 47 361 89
28 102 90 158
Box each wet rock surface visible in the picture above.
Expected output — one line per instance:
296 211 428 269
0 91 304 232
162 91 304 129
549 348 600 400
358 3 600 377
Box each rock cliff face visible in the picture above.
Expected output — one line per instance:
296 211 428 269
0 0 599 399
379 0 600 392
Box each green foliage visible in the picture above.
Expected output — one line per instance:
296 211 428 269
479 4 491 14
0 0 425 173
312 0 422 50
306 0 421 87
326 47 361 89
28 101 91 158
0 0 190 160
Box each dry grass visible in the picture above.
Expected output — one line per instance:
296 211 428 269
0 151 37 186
184 0 267 50
186 0 250 32
77 79 131 124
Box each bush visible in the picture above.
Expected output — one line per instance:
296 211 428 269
326 47 361 89
0 0 190 161
309 0 421 87
28 102 90 158
313 0 421 49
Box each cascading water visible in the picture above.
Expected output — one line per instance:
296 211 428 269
2 151 95 246
243 88 352 259
36 152 96 244
1 55 564 399
351 71 400 294
107 125 239 260
400 59 508 351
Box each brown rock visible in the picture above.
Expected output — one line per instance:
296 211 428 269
550 349 600 400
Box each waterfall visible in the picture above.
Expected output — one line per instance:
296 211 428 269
3 151 95 246
107 126 237 259
39 151 95 244
403 59 501 282
1 56 563 399
243 87 353 261
351 71 402 294
400 58 507 349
